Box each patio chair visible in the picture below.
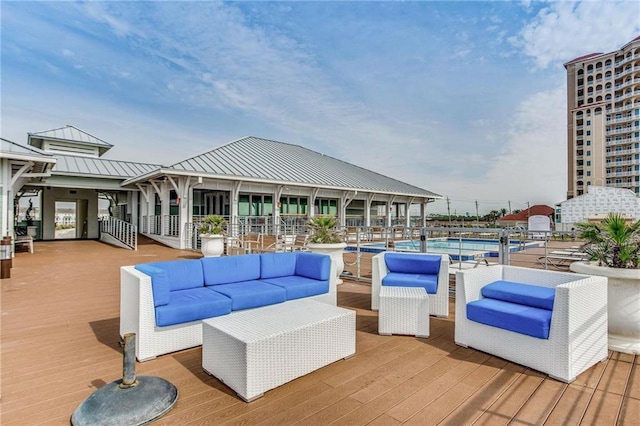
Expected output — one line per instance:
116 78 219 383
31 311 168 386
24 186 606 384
455 265 607 383
372 252 449 317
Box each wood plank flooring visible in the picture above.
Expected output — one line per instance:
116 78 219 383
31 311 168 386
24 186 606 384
1 238 638 425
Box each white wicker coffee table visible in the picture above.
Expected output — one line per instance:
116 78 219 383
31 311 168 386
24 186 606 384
378 286 429 337
202 299 356 402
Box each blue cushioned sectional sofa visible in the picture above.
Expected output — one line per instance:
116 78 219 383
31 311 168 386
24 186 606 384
120 252 336 361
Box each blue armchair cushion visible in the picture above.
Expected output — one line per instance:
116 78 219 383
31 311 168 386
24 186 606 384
382 272 438 294
384 253 441 275
467 298 552 339
145 259 204 292
212 281 286 311
481 281 556 311
262 276 329 300
155 288 232 327
201 254 261 285
135 264 171 307
260 252 298 278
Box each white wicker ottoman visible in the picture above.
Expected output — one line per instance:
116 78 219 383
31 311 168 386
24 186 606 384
202 299 356 402
378 286 429 337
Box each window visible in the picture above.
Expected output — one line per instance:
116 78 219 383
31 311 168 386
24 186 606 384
587 151 591 156
586 140 591 146
586 120 591 125
586 171 591 176
587 160 591 166
586 130 591 136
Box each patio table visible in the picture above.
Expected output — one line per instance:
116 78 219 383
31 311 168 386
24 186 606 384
202 299 356 401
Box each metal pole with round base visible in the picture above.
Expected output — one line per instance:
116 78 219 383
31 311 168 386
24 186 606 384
71 333 178 426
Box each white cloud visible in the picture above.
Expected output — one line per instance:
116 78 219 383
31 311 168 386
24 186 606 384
513 1 640 68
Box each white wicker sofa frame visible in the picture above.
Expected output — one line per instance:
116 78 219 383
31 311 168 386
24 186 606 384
120 262 337 362
371 252 449 317
455 265 608 383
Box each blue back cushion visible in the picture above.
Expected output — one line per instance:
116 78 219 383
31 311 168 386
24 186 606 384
482 280 555 311
134 264 170 307
295 252 331 281
260 252 298 278
467 298 552 339
384 253 441 275
201 254 261 286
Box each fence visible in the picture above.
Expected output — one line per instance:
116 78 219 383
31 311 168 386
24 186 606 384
99 216 137 250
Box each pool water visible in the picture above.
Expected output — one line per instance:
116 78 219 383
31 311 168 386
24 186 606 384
348 238 537 261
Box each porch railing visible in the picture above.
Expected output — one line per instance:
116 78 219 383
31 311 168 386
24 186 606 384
99 217 137 250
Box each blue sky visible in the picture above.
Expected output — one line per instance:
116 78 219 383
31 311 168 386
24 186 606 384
1 1 639 215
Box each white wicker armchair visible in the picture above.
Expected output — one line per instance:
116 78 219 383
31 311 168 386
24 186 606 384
455 265 608 383
371 252 449 317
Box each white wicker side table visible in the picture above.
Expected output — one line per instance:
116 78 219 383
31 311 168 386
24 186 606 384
202 299 356 402
378 286 429 337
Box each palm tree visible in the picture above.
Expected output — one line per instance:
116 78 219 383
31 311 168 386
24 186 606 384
576 213 640 269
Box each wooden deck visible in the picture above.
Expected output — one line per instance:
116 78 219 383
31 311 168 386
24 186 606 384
1 238 638 425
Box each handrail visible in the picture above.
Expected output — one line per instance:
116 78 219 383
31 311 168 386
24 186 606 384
100 217 137 250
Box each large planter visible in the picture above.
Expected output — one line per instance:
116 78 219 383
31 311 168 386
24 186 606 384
570 261 640 354
307 242 347 285
200 235 225 257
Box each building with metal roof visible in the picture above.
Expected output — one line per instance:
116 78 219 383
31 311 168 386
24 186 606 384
4 127 442 250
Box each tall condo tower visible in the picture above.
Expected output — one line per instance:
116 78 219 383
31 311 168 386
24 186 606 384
564 36 640 199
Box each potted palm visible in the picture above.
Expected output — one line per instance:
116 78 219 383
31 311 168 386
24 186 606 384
199 215 227 257
306 216 347 284
570 213 640 354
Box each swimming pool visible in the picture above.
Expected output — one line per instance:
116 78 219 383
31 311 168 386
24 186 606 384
348 238 540 261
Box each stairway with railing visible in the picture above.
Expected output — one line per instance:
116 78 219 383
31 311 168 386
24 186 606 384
99 217 137 250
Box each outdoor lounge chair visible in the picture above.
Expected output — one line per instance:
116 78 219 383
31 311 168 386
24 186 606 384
536 251 588 270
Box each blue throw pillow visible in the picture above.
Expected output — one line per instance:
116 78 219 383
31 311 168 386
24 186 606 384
134 264 170 307
384 253 441 275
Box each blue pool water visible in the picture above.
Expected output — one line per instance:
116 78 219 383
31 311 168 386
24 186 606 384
347 238 538 261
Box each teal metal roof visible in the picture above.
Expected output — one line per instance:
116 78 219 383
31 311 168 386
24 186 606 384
169 136 440 198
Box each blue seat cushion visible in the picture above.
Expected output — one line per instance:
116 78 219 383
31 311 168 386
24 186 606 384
154 288 232 327
295 252 331 281
384 253 441 275
467 298 552 339
212 281 286 310
135 264 170 307
260 252 297 278
262 276 329 300
202 254 261 285
482 280 556 310
140 259 204 292
382 272 438 294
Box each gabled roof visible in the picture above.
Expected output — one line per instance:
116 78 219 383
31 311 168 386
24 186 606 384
499 205 554 222
168 136 441 198
52 155 160 179
28 125 113 156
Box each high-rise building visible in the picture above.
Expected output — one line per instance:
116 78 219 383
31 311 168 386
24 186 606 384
564 36 640 199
